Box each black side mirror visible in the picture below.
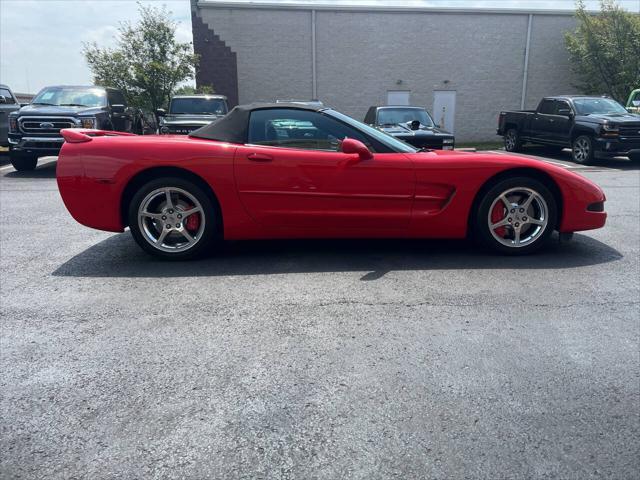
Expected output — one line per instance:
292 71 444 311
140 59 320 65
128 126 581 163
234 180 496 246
155 108 166 117
111 104 126 114
0 95 6 104
557 108 573 117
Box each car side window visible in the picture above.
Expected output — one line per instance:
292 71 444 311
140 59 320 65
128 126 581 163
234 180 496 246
554 101 571 115
538 100 555 115
0 88 15 104
248 109 373 152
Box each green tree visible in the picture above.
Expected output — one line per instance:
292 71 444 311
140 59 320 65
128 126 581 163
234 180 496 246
83 2 198 119
565 0 640 103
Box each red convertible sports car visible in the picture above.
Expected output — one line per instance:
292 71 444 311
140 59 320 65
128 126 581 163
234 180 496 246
56 103 606 259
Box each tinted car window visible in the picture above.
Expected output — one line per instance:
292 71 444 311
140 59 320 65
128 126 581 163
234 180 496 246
0 88 15 103
248 109 372 151
170 98 227 115
538 100 555 114
554 101 571 115
108 89 127 106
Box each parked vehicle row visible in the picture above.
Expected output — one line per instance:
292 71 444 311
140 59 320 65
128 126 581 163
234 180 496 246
3 82 639 172
497 95 640 164
57 102 606 260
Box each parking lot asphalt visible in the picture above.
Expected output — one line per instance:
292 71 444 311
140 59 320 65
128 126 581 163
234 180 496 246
1 152 639 479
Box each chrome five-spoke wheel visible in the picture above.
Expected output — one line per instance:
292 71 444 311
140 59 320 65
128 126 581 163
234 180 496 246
128 177 217 259
476 176 557 255
488 187 548 248
138 187 205 252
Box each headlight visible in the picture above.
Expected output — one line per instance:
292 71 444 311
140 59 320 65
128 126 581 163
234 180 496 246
80 117 96 129
442 138 454 144
160 126 170 134
601 124 618 137
8 116 17 133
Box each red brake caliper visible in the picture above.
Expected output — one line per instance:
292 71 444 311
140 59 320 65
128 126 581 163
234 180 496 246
491 202 507 237
182 204 200 232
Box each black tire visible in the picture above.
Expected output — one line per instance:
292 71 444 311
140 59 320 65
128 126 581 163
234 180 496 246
127 177 219 260
9 153 38 171
571 135 594 165
474 176 557 255
504 128 522 152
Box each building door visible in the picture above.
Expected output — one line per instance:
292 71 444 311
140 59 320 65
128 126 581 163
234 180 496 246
433 90 456 133
387 90 410 106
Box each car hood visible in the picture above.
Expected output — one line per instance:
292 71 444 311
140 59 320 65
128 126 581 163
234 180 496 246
378 122 453 137
577 112 640 124
162 114 223 126
15 104 106 117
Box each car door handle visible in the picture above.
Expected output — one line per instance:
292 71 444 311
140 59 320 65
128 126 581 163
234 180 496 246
247 153 273 162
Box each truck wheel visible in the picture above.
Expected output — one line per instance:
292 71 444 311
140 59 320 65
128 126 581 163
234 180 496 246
572 135 594 165
504 129 522 152
9 153 38 171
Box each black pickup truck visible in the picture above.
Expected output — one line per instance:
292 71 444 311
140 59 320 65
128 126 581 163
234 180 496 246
497 96 640 164
8 85 146 171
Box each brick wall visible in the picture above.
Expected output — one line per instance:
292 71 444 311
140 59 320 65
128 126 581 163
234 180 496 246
193 3 578 142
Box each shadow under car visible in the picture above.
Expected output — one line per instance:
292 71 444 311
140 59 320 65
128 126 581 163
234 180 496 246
52 233 623 280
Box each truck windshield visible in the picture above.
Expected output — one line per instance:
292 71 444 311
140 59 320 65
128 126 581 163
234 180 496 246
170 98 227 115
31 87 107 107
573 98 628 115
377 108 435 127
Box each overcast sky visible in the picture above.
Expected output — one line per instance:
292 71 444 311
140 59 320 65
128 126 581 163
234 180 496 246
1 0 639 94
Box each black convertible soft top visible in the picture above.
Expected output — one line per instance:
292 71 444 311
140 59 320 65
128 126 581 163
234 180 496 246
189 102 325 143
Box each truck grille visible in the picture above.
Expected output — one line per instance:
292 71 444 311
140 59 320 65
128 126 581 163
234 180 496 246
405 137 444 149
19 117 79 135
619 125 640 138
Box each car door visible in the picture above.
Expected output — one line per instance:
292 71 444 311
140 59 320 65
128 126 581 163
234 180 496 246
0 87 19 146
546 100 573 145
234 108 414 233
530 99 555 142
107 89 131 132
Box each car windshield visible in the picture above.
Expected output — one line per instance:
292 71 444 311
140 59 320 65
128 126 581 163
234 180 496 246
170 98 227 115
377 108 435 127
31 87 107 107
573 98 627 115
325 109 418 153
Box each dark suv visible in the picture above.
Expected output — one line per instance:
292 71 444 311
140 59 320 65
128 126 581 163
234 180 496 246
157 95 228 135
0 84 20 148
8 85 145 171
